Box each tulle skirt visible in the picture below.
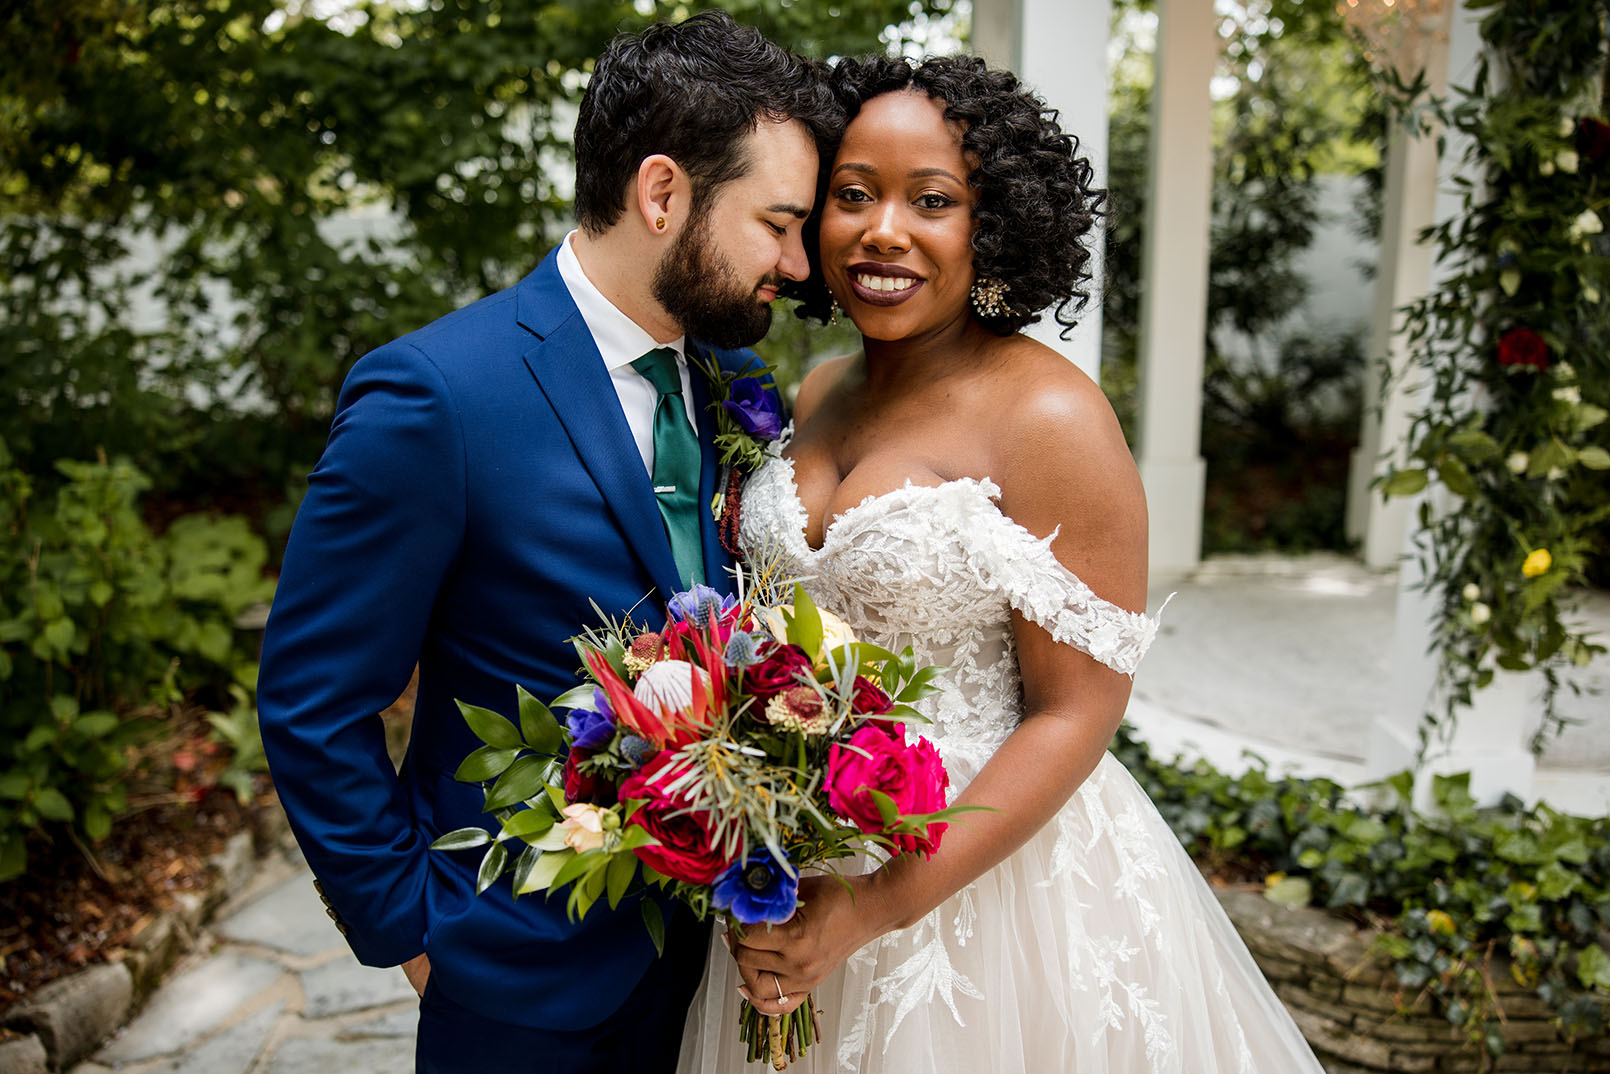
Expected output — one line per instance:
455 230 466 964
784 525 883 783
677 753 1324 1074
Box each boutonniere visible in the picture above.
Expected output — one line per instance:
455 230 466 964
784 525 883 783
685 351 786 547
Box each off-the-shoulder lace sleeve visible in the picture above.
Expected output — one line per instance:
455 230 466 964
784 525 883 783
962 480 1161 677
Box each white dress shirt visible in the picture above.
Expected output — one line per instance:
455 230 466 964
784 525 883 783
555 231 698 477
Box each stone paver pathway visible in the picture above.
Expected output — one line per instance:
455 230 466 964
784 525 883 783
74 847 418 1074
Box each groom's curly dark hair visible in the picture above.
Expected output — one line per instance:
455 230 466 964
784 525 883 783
789 55 1105 337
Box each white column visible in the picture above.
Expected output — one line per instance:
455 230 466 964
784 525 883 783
1365 0 1543 807
1134 0 1216 575
971 0 1111 383
1344 26 1452 567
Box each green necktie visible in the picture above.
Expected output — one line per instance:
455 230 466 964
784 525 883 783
630 347 705 587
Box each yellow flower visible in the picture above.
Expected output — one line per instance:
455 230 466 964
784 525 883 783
1426 909 1456 936
1522 548 1552 578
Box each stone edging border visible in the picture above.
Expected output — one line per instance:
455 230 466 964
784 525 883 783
0 804 293 1074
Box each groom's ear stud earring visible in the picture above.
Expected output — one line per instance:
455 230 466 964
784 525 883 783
655 216 666 231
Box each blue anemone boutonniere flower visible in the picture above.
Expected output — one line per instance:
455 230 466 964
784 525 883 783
722 377 785 441
712 852 799 925
564 687 616 750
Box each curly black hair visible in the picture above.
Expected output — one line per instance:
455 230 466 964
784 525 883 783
790 55 1105 337
573 11 840 233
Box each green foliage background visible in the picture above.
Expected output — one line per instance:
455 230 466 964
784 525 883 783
0 0 948 880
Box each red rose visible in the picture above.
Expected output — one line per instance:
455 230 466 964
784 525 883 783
618 753 731 884
1578 117 1610 164
741 642 815 702
563 749 615 806
826 722 950 858
1496 327 1548 370
850 675 894 716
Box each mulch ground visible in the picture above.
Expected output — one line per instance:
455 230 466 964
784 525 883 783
0 708 273 1027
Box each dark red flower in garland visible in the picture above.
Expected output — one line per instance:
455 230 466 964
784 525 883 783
1496 327 1549 371
1577 117 1610 166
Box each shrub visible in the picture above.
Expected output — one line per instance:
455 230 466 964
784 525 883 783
0 443 272 881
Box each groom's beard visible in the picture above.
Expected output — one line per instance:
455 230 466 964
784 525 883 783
652 211 778 349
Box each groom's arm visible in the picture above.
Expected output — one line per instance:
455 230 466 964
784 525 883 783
258 340 466 969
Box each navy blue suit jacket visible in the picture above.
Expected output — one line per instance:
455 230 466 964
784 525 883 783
258 246 753 1029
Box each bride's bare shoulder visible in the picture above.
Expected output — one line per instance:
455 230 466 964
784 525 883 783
986 337 1128 461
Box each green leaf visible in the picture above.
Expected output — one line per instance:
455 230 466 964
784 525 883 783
1536 862 1580 901
1577 446 1610 470
517 848 571 895
516 685 563 754
556 849 609 892
475 841 509 895
431 827 492 852
1435 458 1476 499
551 684 597 711
606 850 636 909
788 583 823 660
499 809 556 843
84 802 111 842
1380 468 1429 498
482 755 549 811
0 835 24 883
866 788 901 827
510 845 543 896
42 617 75 654
1577 944 1610 991
1447 429 1501 463
454 745 521 783
456 701 523 750
0 772 30 799
34 788 73 822
641 897 666 956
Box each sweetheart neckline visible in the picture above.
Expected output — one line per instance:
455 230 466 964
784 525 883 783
769 453 1005 555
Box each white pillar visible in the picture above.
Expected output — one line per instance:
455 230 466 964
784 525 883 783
972 0 1111 384
1134 0 1216 575
1365 0 1543 807
1344 23 1452 568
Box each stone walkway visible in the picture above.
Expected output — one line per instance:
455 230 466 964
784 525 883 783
73 845 418 1074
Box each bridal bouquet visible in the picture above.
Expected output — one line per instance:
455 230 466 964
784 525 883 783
432 574 961 1068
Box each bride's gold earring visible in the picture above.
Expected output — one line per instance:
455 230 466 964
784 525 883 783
970 277 1010 320
828 297 841 326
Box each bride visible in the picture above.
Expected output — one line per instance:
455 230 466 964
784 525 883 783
676 54 1326 1074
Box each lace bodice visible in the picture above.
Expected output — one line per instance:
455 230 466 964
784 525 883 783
738 453 1161 790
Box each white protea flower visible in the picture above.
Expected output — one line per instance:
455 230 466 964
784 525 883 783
633 659 706 720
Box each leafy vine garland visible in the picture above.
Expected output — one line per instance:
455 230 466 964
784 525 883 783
1378 0 1610 749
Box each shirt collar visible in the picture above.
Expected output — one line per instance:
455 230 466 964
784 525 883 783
556 230 686 372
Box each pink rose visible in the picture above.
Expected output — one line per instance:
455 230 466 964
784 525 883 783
827 723 949 858
618 753 732 884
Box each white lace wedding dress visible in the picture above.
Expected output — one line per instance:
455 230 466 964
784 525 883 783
677 453 1326 1074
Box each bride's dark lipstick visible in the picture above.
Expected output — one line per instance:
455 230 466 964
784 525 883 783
846 261 924 307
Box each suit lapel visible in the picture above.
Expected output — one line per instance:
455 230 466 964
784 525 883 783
687 345 731 592
517 252 682 599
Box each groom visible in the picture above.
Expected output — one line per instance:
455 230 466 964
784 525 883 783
257 13 833 1072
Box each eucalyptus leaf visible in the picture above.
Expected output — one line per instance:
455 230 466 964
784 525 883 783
606 849 637 909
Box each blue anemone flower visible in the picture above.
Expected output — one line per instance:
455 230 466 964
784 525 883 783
564 687 616 750
712 853 798 925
